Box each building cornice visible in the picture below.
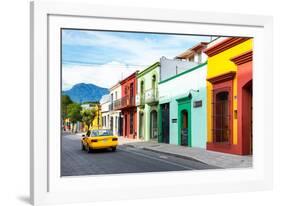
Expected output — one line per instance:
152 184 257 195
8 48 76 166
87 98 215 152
137 62 159 78
109 81 121 91
204 37 251 57
230 50 253 65
120 71 138 85
190 42 208 52
207 71 236 84
159 62 207 85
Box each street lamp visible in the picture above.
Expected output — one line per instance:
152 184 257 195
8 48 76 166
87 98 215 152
187 89 199 99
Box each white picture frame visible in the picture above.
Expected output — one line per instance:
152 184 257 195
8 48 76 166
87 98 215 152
30 0 273 205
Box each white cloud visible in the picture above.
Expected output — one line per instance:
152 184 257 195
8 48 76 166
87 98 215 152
62 30 213 90
62 62 138 90
62 30 211 65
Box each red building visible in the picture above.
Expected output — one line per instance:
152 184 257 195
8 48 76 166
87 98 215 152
119 72 138 139
231 50 253 155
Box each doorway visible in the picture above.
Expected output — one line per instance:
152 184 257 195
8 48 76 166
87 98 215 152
119 115 123 136
124 114 127 137
161 103 169 143
180 110 188 146
177 97 191 146
150 110 158 139
242 80 253 155
139 112 144 139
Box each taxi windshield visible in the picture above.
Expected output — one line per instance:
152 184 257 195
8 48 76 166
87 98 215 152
90 130 113 137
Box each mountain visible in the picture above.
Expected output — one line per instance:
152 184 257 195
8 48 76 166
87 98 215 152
63 83 109 103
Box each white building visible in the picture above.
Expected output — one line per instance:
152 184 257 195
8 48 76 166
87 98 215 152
109 82 122 136
100 94 110 129
159 42 209 82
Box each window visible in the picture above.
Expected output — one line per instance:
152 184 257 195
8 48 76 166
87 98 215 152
130 111 134 134
130 83 134 105
152 75 156 90
125 86 128 95
115 116 118 129
107 115 110 128
213 91 230 143
130 83 134 97
140 81 144 93
111 93 113 104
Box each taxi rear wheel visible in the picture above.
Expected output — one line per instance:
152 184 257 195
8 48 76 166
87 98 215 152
111 147 117 152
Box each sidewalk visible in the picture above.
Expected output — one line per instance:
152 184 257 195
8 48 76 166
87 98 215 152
122 141 252 169
117 136 144 145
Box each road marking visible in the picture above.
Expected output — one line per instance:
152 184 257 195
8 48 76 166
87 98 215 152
118 147 194 170
159 155 168 159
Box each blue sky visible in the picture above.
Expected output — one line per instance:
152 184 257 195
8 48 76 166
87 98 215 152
62 29 212 90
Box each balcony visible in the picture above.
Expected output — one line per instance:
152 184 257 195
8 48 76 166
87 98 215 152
113 99 122 110
113 95 136 110
145 88 158 105
135 93 145 107
121 95 136 108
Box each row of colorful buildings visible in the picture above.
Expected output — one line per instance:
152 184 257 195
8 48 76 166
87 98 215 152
99 37 253 155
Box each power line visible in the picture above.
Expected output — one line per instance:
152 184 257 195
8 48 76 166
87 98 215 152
62 60 150 68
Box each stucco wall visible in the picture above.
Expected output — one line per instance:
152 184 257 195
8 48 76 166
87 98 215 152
160 57 198 82
110 84 121 102
191 87 207 148
109 84 122 136
158 64 207 148
137 65 159 140
137 66 159 93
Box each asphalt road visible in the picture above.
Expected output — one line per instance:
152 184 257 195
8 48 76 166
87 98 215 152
61 133 217 176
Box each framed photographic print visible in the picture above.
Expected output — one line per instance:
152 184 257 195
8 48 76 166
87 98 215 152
30 0 273 205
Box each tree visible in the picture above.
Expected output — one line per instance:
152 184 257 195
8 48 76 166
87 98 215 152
66 103 82 133
81 108 97 132
62 95 73 119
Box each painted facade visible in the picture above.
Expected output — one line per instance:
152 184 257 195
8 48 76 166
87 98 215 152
136 62 160 141
100 94 110 129
204 37 253 155
109 82 123 136
116 72 138 139
158 62 207 148
158 42 208 148
159 56 198 81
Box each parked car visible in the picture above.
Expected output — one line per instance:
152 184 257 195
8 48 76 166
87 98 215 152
81 129 118 153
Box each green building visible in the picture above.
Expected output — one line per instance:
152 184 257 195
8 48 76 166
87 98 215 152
136 62 160 141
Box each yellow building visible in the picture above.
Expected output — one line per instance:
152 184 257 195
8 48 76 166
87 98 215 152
90 104 102 130
81 103 102 131
204 37 253 155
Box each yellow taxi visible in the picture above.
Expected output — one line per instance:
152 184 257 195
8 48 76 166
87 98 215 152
81 129 118 153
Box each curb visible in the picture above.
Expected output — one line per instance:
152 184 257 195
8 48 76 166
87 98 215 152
142 147 215 166
123 144 219 167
